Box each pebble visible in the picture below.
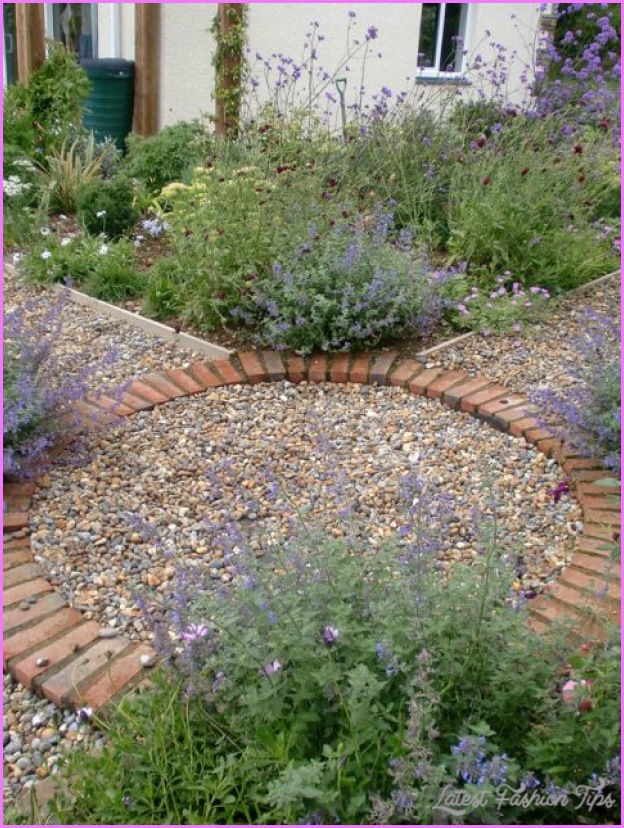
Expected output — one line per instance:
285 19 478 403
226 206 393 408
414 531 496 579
5 263 616 806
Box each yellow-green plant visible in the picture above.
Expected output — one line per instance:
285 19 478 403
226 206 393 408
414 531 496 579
37 134 105 214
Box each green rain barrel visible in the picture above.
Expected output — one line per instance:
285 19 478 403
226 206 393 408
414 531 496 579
81 59 135 151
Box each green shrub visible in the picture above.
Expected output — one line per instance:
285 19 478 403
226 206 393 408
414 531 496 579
20 232 140 302
77 176 139 238
2 83 36 156
447 122 619 291
242 206 454 353
22 41 90 156
51 489 620 824
3 153 41 246
123 121 212 194
37 134 105 214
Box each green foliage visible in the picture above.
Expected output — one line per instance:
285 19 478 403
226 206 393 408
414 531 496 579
20 232 141 302
77 176 139 238
37 134 105 214
448 276 551 335
143 160 340 329
51 515 620 824
245 207 450 353
123 121 213 195
3 83 36 156
24 41 90 155
446 122 618 291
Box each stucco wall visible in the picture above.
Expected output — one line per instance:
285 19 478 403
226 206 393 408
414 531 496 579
96 2 552 131
158 3 217 127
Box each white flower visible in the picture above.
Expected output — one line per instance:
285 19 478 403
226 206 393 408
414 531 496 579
58 214 68 221
96 210 107 218
12 253 21 265
41 250 52 260
61 237 72 247
13 158 36 172
98 244 109 255
40 227 51 237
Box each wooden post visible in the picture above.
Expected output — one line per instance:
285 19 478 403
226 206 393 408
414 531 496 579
15 3 45 84
134 3 161 135
214 3 245 137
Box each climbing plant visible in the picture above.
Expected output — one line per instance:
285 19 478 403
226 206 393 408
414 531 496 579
211 3 248 137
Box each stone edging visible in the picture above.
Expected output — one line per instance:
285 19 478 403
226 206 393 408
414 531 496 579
3 350 620 717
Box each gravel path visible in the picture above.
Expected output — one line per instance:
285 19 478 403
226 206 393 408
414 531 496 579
3 266 619 804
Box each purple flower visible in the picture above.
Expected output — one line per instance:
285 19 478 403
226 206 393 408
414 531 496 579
262 659 282 676
366 26 379 41
322 625 340 646
180 623 210 642
550 481 570 504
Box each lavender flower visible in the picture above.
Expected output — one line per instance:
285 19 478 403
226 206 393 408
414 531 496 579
322 625 340 646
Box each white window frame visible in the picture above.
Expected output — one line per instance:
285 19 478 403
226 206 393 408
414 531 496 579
417 3 471 79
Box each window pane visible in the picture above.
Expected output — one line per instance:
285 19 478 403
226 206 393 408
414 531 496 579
440 3 463 72
52 3 96 59
417 4 441 69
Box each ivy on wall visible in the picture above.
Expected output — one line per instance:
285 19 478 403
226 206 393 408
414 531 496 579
211 4 248 137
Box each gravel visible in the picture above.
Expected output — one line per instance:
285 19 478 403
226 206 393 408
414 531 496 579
3 265 619 804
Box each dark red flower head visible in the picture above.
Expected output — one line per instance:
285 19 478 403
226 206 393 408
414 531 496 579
476 135 486 148
482 176 491 186
520 166 530 176
574 144 583 155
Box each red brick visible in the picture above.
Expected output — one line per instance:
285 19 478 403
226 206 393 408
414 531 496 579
459 384 508 414
186 361 224 389
3 535 32 552
408 367 444 396
521 424 556 442
583 522 620 542
308 354 329 383
528 594 573 625
3 512 29 532
237 351 268 384
492 404 539 431
3 608 84 667
164 367 204 395
118 390 156 412
562 457 606 475
526 615 551 636
12 621 101 689
387 359 423 388
37 637 131 706
443 377 493 410
79 644 157 711
576 481 620 498
140 372 186 399
86 394 135 418
4 577 53 608
426 370 471 400
329 353 352 384
477 392 527 418
71 401 117 427
368 351 399 385
4 549 34 570
126 380 170 406
550 582 619 616
582 509 620 528
570 552 619 580
3 482 35 498
577 494 620 512
570 468 615 483
559 566 613 595
4 562 41 588
285 355 306 383
262 351 286 381
209 358 245 385
577 536 614 557
533 438 563 458
349 353 375 384
4 593 67 634
3 496 30 512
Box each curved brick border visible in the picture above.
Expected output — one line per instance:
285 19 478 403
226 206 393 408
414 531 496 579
3 351 620 714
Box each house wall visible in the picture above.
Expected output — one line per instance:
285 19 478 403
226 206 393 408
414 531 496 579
94 2 552 131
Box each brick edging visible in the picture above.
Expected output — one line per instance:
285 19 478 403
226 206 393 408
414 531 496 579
3 351 620 714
